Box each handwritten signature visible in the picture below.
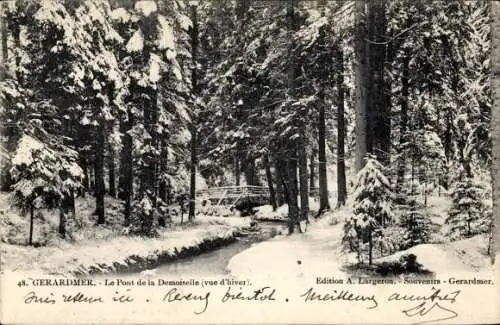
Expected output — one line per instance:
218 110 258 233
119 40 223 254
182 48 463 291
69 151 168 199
388 287 461 324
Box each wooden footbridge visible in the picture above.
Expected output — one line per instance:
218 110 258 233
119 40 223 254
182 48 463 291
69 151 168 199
197 185 324 208
197 186 271 208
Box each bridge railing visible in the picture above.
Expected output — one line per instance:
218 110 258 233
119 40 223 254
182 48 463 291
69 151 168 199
197 186 270 199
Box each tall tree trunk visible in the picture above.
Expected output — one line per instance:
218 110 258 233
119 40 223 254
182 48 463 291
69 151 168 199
274 158 286 206
309 149 316 192
318 88 330 213
95 125 106 225
158 147 167 203
244 158 258 185
383 34 393 166
58 201 66 239
298 142 309 223
370 0 389 164
108 148 116 198
287 157 299 234
29 202 34 246
285 0 300 232
336 46 347 207
119 111 133 225
188 2 199 221
0 1 7 80
234 156 241 186
264 154 278 211
1 3 13 191
368 230 373 265
81 157 89 198
106 108 116 200
354 0 368 171
70 190 75 220
396 55 410 192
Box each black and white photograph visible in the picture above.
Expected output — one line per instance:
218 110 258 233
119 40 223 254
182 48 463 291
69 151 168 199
0 0 498 324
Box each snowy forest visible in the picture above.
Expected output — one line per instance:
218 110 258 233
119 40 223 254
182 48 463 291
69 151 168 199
0 0 494 276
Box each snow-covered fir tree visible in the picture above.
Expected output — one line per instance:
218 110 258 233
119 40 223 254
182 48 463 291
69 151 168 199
9 134 82 244
446 170 488 240
399 198 433 249
343 155 394 264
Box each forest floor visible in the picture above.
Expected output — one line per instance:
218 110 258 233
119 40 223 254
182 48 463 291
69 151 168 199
228 196 494 279
0 192 250 275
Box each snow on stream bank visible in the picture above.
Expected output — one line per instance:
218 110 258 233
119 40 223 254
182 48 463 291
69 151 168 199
1 215 250 276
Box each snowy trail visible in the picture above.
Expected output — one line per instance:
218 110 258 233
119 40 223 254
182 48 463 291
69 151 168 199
228 217 349 279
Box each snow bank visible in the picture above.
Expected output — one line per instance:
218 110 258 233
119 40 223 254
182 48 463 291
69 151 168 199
1 191 250 276
254 198 321 222
377 234 492 273
254 204 288 221
1 218 248 276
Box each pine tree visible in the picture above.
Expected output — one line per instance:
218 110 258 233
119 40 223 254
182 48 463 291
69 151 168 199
399 198 432 249
446 172 487 240
10 134 82 244
345 155 394 264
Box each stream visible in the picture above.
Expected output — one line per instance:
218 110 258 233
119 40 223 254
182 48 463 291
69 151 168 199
151 222 287 277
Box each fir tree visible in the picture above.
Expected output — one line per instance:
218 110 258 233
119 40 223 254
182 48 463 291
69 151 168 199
344 155 394 264
9 134 82 244
446 171 487 240
399 198 432 249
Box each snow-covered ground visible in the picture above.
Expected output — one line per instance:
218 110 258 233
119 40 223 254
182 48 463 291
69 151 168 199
377 234 493 273
229 201 494 279
0 191 250 275
1 215 249 275
229 209 348 279
254 204 289 221
254 198 321 221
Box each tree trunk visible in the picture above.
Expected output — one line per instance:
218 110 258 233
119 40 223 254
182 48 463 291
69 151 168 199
29 202 34 246
95 125 106 225
396 55 410 192
234 156 241 186
1 3 12 191
285 0 300 232
0 1 7 80
89 166 96 195
59 206 66 239
119 111 133 225
368 0 389 164
287 157 299 234
158 138 168 203
264 154 278 211
188 2 199 221
108 148 116 198
274 158 286 206
336 46 347 207
354 0 368 172
309 149 316 192
81 157 88 198
318 88 330 214
298 142 309 223
244 158 258 185
368 230 373 265
411 146 415 197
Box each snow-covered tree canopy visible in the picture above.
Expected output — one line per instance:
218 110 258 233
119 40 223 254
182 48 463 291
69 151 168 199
10 134 82 207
